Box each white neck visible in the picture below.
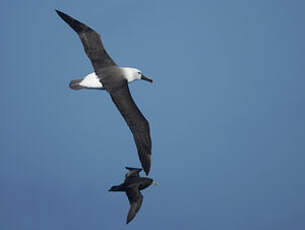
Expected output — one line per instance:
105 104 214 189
120 67 141 83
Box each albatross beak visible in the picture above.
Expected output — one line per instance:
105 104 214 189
141 74 153 83
152 181 159 185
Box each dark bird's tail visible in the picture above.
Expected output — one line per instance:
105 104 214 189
109 185 125 192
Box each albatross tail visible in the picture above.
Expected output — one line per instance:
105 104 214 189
69 73 104 90
69 79 85 90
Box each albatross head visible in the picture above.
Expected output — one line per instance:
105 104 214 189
122 67 153 83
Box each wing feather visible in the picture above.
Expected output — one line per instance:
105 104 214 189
125 167 142 179
126 186 144 224
110 84 152 175
56 10 116 70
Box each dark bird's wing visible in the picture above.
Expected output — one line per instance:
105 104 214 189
111 84 152 175
56 10 116 70
125 167 142 178
126 167 143 171
125 186 144 224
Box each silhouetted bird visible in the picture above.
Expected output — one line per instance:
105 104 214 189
56 10 153 175
109 167 157 224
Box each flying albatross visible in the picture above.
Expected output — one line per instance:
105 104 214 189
56 10 153 175
109 167 158 224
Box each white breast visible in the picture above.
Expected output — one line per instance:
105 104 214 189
79 72 103 88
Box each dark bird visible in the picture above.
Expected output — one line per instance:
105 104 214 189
109 167 157 224
56 10 153 175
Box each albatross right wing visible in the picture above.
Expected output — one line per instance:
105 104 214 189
56 10 116 70
110 84 152 175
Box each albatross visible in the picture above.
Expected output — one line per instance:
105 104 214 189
56 10 153 175
109 167 158 224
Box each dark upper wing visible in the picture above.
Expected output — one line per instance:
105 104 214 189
125 186 144 224
126 167 143 172
110 84 152 175
125 167 142 178
56 10 116 70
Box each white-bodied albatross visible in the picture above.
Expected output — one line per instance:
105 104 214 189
56 10 153 175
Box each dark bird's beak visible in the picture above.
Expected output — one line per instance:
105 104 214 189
141 74 153 83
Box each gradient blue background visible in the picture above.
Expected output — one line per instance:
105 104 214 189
1 0 305 229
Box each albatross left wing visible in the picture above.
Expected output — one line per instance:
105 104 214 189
56 10 116 70
110 83 152 175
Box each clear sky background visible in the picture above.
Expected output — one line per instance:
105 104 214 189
1 0 305 229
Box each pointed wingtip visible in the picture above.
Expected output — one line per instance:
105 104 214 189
55 10 90 34
126 217 132 224
144 168 150 175
125 167 142 171
55 9 64 17
143 155 151 175
55 10 70 21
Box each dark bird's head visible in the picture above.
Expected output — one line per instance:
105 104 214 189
138 177 158 190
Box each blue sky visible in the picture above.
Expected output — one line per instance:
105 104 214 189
1 0 305 229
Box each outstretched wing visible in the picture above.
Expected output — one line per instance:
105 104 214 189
110 84 152 175
125 186 144 224
125 167 142 179
56 10 116 70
